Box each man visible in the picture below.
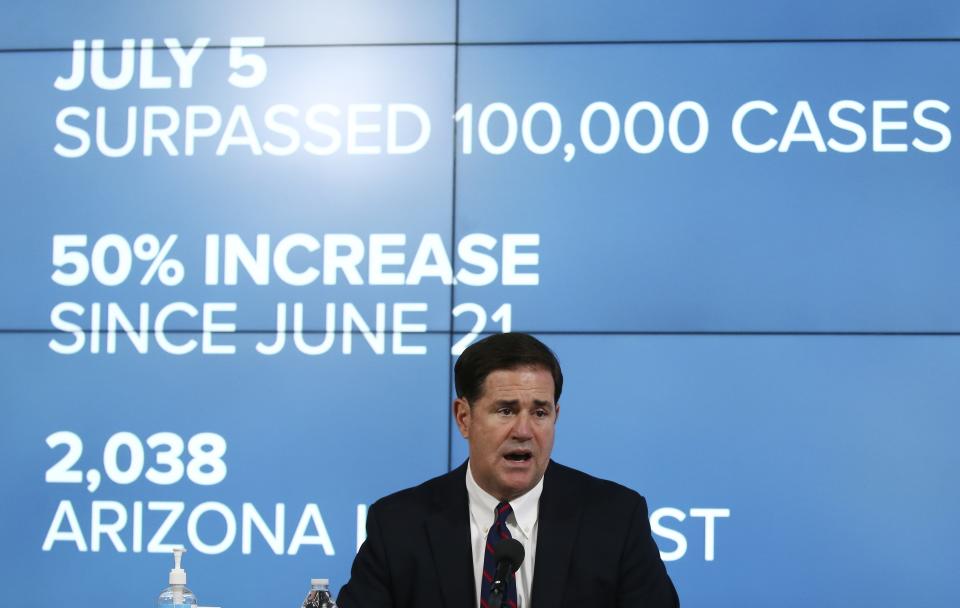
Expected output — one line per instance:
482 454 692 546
338 332 679 607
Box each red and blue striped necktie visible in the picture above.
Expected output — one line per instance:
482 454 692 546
480 502 519 608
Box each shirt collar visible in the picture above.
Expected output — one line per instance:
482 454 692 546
466 460 544 539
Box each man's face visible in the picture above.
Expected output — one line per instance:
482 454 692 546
454 366 559 502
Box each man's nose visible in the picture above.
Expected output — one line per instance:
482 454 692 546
511 412 534 439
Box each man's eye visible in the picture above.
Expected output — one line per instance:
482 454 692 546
497 408 513 416
535 409 548 418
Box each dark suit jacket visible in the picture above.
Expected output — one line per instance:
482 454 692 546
338 461 679 608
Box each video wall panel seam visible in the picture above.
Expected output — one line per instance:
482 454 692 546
6 329 960 336
445 0 464 473
2 38 959 55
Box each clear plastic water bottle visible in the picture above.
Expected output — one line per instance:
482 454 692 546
301 578 337 608
157 547 198 608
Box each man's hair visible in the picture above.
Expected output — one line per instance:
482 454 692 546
454 333 563 403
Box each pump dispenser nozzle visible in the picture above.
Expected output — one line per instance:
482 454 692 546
169 546 187 585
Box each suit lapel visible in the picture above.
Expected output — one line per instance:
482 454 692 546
531 462 584 608
425 463 476 608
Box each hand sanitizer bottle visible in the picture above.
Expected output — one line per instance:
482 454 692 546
157 547 198 608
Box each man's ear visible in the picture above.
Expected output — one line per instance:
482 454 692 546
453 398 471 439
555 403 560 423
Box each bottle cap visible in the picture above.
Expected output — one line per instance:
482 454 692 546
169 546 187 585
311 579 329 586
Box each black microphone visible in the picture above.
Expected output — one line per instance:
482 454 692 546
487 538 525 608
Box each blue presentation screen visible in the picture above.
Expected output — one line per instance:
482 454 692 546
1 2 957 608
454 42 959 332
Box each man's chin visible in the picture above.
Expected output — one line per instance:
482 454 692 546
496 470 541 500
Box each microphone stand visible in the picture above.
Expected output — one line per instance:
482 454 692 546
487 559 513 608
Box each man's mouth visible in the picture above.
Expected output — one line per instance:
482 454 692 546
504 450 533 462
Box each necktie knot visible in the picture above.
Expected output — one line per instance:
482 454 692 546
494 502 513 526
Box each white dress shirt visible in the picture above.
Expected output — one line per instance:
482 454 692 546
466 461 544 608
